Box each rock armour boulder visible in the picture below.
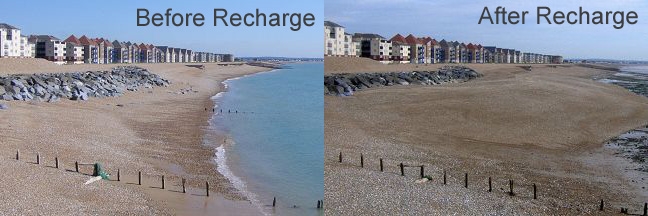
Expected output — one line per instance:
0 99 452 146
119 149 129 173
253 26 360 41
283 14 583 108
324 66 481 96
0 66 171 102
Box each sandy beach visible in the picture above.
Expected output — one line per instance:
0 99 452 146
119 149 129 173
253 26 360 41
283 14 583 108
324 57 648 215
0 58 270 215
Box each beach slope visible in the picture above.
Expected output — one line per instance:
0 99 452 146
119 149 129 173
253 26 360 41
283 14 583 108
325 57 648 215
0 59 269 215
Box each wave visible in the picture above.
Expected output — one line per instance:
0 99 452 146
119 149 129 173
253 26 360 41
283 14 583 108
208 75 271 216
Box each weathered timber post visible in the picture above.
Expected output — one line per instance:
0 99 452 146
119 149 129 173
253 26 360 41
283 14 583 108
443 170 447 185
117 169 120 181
464 173 468 188
420 166 424 179
379 158 383 172
161 175 165 189
338 152 342 163
360 153 364 168
138 171 142 185
75 161 79 172
488 177 492 192
206 181 209 197
55 157 59 168
400 163 404 176
509 180 514 196
16 150 19 160
182 178 186 193
36 153 40 164
272 197 276 207
533 184 537 199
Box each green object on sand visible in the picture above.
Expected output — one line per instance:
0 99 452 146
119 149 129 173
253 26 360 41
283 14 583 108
92 163 110 180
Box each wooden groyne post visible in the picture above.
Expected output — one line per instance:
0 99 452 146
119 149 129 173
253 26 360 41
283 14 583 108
599 199 604 211
182 178 186 193
117 169 120 181
15 150 19 160
161 175 165 189
443 170 447 185
55 157 59 169
75 161 79 172
360 153 364 168
338 152 342 163
420 165 424 179
272 197 276 207
379 158 383 172
533 184 537 199
138 171 142 185
205 181 209 197
464 173 468 188
399 163 404 176
36 153 40 164
508 180 515 196
488 177 492 192
643 202 647 216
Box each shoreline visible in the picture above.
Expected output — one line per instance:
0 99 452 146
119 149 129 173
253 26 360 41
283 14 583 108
0 59 272 215
211 63 324 216
207 68 281 216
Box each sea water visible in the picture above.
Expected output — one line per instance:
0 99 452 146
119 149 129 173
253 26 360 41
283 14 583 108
211 63 323 216
598 65 648 97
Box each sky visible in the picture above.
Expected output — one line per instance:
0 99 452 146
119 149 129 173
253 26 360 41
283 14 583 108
0 0 323 58
326 0 648 61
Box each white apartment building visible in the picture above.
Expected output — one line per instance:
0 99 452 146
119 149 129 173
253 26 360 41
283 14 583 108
29 35 66 64
0 23 34 58
63 35 84 64
324 21 356 57
391 43 411 63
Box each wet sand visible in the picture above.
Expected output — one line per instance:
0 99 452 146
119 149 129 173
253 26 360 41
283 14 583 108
325 57 648 215
0 58 270 215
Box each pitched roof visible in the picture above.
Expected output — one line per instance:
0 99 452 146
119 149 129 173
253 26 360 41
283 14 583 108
29 35 61 42
0 23 19 30
353 33 385 40
324 21 343 28
63 35 81 44
390 34 407 44
78 35 97 46
419 37 433 44
139 43 149 50
101 38 113 47
404 34 421 45
112 40 124 48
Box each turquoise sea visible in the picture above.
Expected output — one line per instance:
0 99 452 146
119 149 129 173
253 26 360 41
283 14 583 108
210 63 323 215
